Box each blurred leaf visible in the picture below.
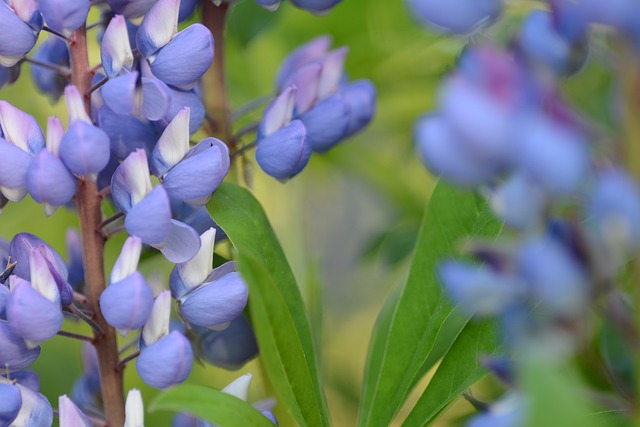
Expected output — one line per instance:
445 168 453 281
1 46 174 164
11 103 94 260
228 0 282 48
149 384 273 427
362 221 420 266
358 181 502 427
402 320 499 426
208 183 330 427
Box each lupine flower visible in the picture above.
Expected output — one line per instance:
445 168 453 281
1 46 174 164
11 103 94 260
124 388 144 427
0 63 20 89
275 36 331 90
27 116 77 216
0 320 40 369
0 376 53 427
4 370 41 393
99 236 154 335
0 101 44 202
60 86 111 179
406 0 503 35
0 0 42 67
65 229 84 290
0 382 21 426
71 343 100 412
38 0 89 35
467 393 524 427
341 80 377 138
101 15 134 79
58 395 92 427
97 106 159 161
256 87 311 180
137 291 194 389
137 0 214 89
489 174 546 230
30 36 70 101
178 0 198 22
197 315 258 370
8 233 68 283
150 108 230 204
107 0 156 19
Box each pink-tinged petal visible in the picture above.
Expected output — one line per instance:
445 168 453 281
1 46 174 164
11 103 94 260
46 116 64 156
0 101 44 155
101 15 134 78
0 138 32 201
0 3 39 67
59 395 92 427
100 272 154 333
125 185 172 245
136 331 193 389
151 107 190 176
110 236 142 283
155 220 201 264
26 149 77 213
316 47 348 100
6 0 41 28
137 0 180 58
111 149 153 212
275 36 332 90
150 24 214 88
6 279 63 348
261 86 296 137
286 63 322 114
64 85 92 124
179 272 248 328
59 121 111 177
0 320 40 369
101 72 142 115
141 77 171 121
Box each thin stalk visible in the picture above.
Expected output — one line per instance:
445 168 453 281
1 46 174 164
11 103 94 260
57 330 94 342
116 350 140 371
231 140 257 158
97 211 124 231
65 304 103 334
201 1 233 146
231 95 274 122
21 57 71 77
42 26 69 41
87 76 109 95
69 25 125 426
232 122 259 141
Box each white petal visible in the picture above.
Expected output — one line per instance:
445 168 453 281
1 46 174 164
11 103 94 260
110 236 142 283
155 107 190 170
142 290 171 346
29 248 60 304
222 373 252 401
177 227 215 289
124 388 145 427
262 86 296 137
65 86 92 124
101 15 134 78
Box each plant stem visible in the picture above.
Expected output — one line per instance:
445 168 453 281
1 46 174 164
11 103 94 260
21 57 71 77
231 140 257 158
201 1 233 147
57 330 94 342
116 350 141 371
42 25 70 41
69 25 125 426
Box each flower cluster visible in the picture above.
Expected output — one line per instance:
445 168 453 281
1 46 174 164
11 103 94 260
256 36 376 180
411 0 640 424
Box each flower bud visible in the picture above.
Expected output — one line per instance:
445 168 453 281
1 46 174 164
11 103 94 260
198 315 258 370
100 272 154 335
0 320 40 369
39 0 89 35
276 36 331 90
9 233 68 282
124 389 144 427
298 94 349 153
0 1 41 67
256 120 311 180
26 148 77 216
0 382 21 426
136 331 193 389
64 85 92 125
0 101 44 155
59 395 92 427
341 80 376 138
101 15 134 78
261 86 296 137
59 120 111 178
406 0 503 35
31 37 70 102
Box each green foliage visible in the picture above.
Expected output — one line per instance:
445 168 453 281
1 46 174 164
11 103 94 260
150 385 273 427
359 181 502 427
207 183 330 427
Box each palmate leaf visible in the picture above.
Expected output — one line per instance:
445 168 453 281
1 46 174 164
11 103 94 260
359 180 502 427
207 182 330 427
149 385 274 427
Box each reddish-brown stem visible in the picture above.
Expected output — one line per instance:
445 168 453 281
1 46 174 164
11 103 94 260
116 350 141 371
69 26 125 426
201 1 233 147
57 330 94 342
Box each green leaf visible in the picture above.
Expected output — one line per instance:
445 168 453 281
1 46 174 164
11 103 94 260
358 181 502 427
149 384 273 427
207 183 330 427
402 320 499 426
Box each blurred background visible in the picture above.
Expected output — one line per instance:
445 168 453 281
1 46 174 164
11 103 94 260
0 0 613 425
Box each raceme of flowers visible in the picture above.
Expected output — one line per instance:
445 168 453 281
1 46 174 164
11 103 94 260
0 0 376 425
411 0 640 425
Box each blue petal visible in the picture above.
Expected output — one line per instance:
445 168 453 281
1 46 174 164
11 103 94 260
101 72 141 116
70 375 100 413
10 383 53 427
0 101 45 155
180 272 248 328
59 121 111 176
198 315 258 370
162 140 230 201
160 87 205 134
0 321 40 369
5 370 40 392
0 382 21 426
0 284 8 317
340 79 376 138
289 0 342 13
178 0 198 21
261 86 296 137
275 36 331 90
125 185 172 245
100 272 154 332
489 174 546 230
98 106 159 161
173 413 198 427
26 149 76 209
38 0 89 34
298 94 349 153
151 24 214 88
9 233 68 281
106 0 156 18
136 331 193 389
31 36 69 102
405 0 503 35
155 220 201 264
0 137 32 201
0 2 38 66
65 229 84 290
256 120 311 180
142 77 172 121
6 280 63 346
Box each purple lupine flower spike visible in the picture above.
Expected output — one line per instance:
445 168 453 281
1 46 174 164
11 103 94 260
0 320 41 369
101 15 134 79
60 87 111 180
38 0 89 35
59 395 92 427
138 291 193 389
0 382 21 426
100 237 154 336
